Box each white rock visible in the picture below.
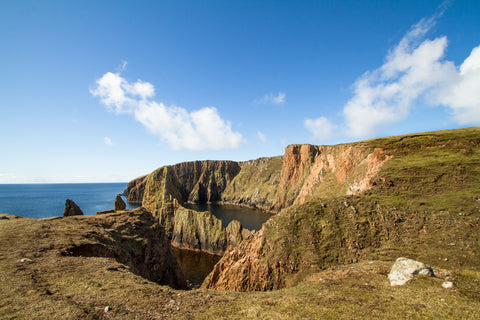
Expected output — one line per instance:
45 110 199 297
19 258 33 263
442 281 453 289
388 257 434 286
104 306 111 313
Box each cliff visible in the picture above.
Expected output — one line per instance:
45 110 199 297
142 160 241 213
171 206 252 255
203 127 480 291
131 143 392 214
221 156 283 211
122 174 148 203
271 143 391 211
124 137 393 257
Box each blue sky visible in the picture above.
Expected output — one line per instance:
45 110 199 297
1 0 479 183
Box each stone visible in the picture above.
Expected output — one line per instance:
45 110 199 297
442 281 454 289
387 257 434 286
19 258 33 263
104 306 111 312
114 195 126 211
63 199 84 217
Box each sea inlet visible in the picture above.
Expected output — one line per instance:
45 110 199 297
177 203 272 287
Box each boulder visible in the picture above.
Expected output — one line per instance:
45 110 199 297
388 257 434 286
63 199 84 217
114 195 126 211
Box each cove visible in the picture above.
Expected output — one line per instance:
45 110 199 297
175 203 272 287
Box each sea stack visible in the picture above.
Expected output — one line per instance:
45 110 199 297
63 199 84 216
114 195 126 211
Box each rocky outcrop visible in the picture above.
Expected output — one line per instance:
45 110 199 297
221 156 283 211
271 144 391 211
142 160 241 214
122 175 148 203
156 196 252 255
388 257 434 286
63 199 83 216
114 195 126 211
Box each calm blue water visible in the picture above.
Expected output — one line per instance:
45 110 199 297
0 183 139 219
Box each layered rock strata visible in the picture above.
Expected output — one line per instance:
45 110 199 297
156 196 251 255
123 175 148 203
129 144 391 215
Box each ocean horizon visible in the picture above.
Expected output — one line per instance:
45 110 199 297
0 183 139 219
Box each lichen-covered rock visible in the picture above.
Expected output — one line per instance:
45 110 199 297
225 219 252 248
166 205 251 255
142 161 242 214
114 195 126 211
63 199 84 216
388 257 434 286
122 175 148 203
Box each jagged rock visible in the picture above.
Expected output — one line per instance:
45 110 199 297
63 199 84 216
226 220 251 248
142 160 242 214
123 175 148 203
388 257 434 286
114 195 126 211
169 206 251 255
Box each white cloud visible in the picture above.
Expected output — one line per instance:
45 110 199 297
254 92 286 105
305 8 480 141
304 117 337 142
91 70 243 151
257 131 267 142
433 45 480 124
103 137 114 146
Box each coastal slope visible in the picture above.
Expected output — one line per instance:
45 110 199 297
203 127 480 291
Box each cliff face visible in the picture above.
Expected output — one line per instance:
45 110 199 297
154 196 252 255
221 156 283 211
135 144 390 214
272 144 391 211
142 160 241 213
123 175 148 203
126 143 392 256
203 127 480 291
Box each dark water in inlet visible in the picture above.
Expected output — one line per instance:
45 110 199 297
183 202 272 231
178 203 273 286
0 183 139 218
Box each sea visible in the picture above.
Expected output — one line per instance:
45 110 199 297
0 183 137 219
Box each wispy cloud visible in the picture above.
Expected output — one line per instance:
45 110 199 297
254 92 286 105
103 137 114 146
257 131 267 142
304 117 337 141
91 70 243 151
305 5 480 141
